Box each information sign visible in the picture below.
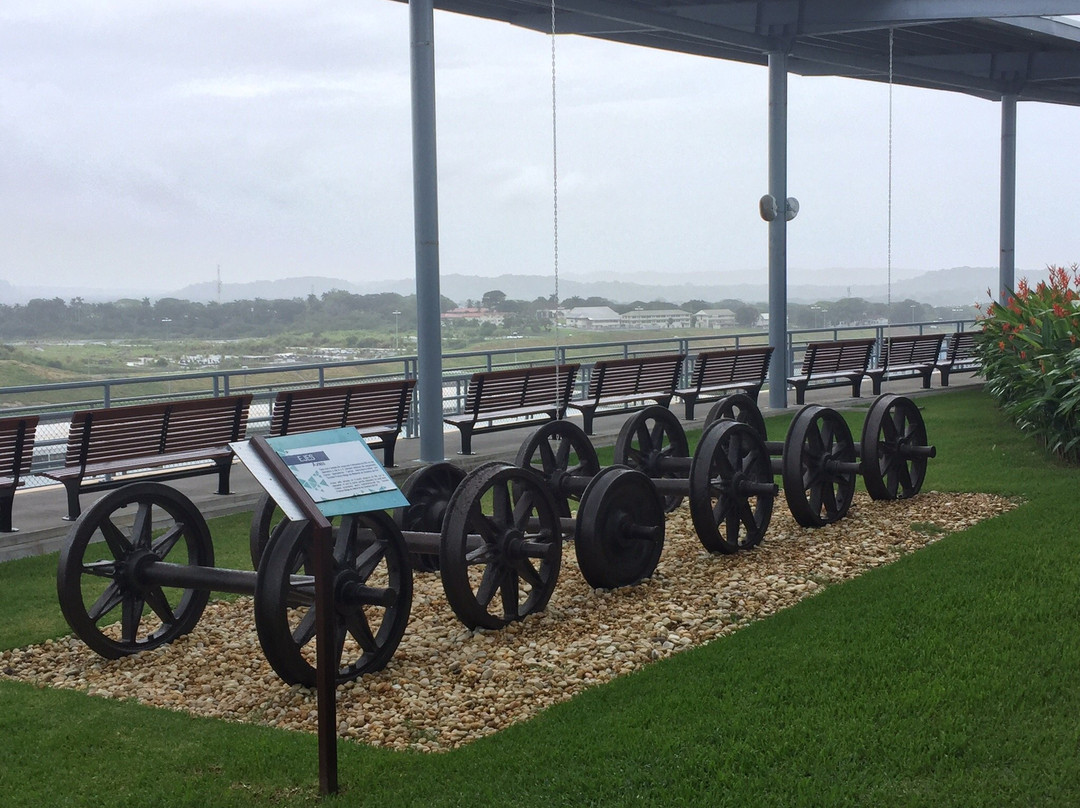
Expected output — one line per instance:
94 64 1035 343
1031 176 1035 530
232 427 408 518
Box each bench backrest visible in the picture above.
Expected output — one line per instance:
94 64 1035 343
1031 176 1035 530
463 364 579 417
585 353 686 400
800 338 875 376
946 330 979 361
0 415 38 482
692 346 774 387
881 334 945 368
270 379 416 436
65 395 252 467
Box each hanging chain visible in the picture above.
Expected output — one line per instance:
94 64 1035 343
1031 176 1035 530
887 28 894 325
550 0 562 408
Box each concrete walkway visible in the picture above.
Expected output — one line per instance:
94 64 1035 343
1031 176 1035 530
0 375 982 561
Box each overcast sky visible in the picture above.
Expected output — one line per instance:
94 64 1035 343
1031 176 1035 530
3 0 1080 296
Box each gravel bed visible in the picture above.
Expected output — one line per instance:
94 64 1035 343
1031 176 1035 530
1 490 1013 753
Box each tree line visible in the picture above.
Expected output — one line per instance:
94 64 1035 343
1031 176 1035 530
0 288 975 341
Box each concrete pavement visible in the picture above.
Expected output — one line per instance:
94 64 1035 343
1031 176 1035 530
0 374 981 561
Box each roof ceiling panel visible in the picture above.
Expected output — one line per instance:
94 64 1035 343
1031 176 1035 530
408 0 1080 105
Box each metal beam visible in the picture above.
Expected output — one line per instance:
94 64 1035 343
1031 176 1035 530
999 94 1017 304
767 51 789 411
671 2 1080 36
410 0 447 462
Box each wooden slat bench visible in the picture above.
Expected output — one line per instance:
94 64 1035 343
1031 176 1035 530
445 364 579 454
865 333 946 394
567 353 687 434
0 415 38 533
787 338 875 405
675 345 774 419
936 330 981 386
268 378 415 467
42 395 252 520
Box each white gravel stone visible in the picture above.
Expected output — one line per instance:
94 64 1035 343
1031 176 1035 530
0 490 1013 753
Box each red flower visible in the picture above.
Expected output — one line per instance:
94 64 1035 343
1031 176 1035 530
998 340 1006 350
1054 303 1068 318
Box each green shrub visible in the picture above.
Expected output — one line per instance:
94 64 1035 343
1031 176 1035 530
976 263 1080 461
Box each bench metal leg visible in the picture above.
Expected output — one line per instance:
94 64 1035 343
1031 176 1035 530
0 492 15 533
850 378 862 398
215 461 233 495
457 425 474 455
683 398 697 420
580 408 596 435
382 435 399 468
63 483 82 521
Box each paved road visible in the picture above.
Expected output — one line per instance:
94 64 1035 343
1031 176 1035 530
1 375 981 561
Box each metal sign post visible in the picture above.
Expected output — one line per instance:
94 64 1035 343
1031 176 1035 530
248 435 339 795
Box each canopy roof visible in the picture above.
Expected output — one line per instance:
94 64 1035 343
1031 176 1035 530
415 0 1080 105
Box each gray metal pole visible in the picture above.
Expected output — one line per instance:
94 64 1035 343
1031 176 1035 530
999 93 1017 305
410 0 445 461
767 51 789 410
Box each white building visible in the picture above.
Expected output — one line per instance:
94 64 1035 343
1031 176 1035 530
563 306 622 330
693 308 737 328
619 308 692 329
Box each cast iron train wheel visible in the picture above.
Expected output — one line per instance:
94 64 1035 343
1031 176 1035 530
249 493 351 572
573 466 665 589
781 405 858 528
613 405 690 512
393 462 468 572
249 492 286 570
254 510 412 686
514 419 600 516
860 394 934 500
689 420 776 553
57 482 213 659
439 462 562 630
703 393 768 440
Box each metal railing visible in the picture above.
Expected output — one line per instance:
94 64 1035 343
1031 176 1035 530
3 319 978 486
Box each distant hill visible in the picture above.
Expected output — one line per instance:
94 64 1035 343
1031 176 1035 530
1 266 1051 307
172 265 1046 307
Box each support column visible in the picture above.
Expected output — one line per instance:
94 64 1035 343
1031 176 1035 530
999 93 1017 305
410 0 445 461
767 51 789 410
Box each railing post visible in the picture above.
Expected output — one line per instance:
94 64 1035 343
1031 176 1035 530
103 384 111 408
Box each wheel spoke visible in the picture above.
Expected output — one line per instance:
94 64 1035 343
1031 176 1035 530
500 570 520 620
648 420 667 453
120 594 145 644
99 517 133 559
821 481 838 516
465 542 495 564
333 518 356 565
476 563 500 606
151 523 187 559
712 493 735 525
131 502 155 550
352 540 386 580
345 612 377 653
83 560 118 578
552 436 570 471
491 481 512 523
512 489 535 529
738 500 758 534
513 558 545 590
142 585 177 626
87 582 124 622
896 460 914 493
291 607 317 647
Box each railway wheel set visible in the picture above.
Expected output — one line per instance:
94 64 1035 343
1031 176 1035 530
55 392 936 688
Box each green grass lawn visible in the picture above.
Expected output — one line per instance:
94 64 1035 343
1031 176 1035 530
3 388 1080 806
